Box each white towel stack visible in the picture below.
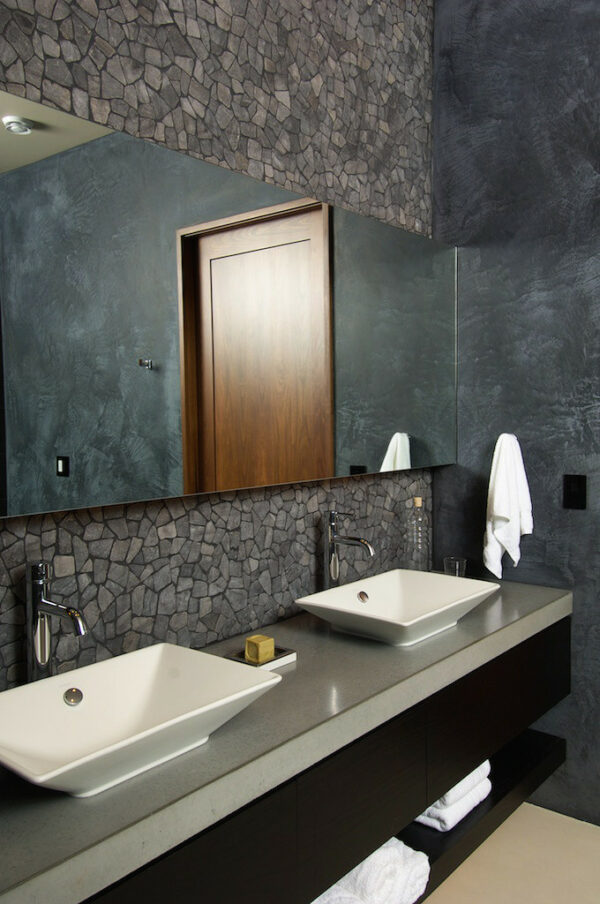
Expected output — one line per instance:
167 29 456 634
312 837 429 904
483 433 533 578
416 761 492 832
380 432 411 471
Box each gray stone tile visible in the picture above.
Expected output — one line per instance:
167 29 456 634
0 472 431 686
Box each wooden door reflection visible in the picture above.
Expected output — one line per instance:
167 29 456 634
179 200 333 493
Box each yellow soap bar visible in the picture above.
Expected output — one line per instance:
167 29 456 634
245 634 275 664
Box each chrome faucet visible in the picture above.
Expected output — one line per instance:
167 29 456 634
26 562 87 681
325 511 375 589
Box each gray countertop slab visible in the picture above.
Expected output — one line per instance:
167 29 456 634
0 579 572 903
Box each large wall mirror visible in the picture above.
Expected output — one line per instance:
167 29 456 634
0 90 456 518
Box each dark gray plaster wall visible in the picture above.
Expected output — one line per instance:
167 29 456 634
0 315 6 515
433 0 600 824
0 130 297 516
333 206 456 473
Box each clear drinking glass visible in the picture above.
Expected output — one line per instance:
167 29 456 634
443 556 467 577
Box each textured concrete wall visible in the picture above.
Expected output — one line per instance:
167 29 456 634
433 0 600 824
0 0 435 688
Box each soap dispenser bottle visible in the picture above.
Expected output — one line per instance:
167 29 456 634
408 496 430 570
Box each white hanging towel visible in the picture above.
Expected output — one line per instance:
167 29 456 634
483 433 533 579
380 432 411 471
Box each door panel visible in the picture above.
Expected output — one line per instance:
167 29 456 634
181 202 333 492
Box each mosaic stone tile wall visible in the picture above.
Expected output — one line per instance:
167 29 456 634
0 472 430 687
0 0 433 233
0 0 435 688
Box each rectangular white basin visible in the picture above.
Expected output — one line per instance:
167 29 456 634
0 643 281 797
297 569 500 646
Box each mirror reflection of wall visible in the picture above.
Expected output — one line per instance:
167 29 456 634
0 127 299 516
0 92 456 518
333 206 456 474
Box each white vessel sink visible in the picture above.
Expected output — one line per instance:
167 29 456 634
0 643 281 797
297 569 500 647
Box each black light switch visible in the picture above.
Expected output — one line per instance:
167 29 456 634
56 456 70 477
563 474 586 509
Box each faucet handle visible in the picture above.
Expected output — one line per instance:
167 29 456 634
328 510 352 524
29 561 52 582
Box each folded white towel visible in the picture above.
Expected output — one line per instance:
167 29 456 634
380 432 411 471
437 760 491 808
337 837 429 904
483 433 533 578
416 777 492 832
311 885 362 904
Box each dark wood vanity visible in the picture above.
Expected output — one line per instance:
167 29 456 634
88 617 570 904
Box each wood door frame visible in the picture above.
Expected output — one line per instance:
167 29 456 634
177 197 332 494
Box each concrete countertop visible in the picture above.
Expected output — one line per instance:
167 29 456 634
0 579 572 903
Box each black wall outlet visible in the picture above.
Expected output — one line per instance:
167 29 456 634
563 474 586 509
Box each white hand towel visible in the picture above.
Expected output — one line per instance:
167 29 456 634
437 760 491 808
416 777 492 832
380 432 411 471
337 837 430 904
483 434 533 578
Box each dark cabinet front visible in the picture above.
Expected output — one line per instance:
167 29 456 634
88 780 297 904
427 618 570 802
296 707 428 903
89 618 570 904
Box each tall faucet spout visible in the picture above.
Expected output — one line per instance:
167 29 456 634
335 535 376 557
324 512 376 589
37 598 87 636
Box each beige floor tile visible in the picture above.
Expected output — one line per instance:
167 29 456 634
426 803 600 904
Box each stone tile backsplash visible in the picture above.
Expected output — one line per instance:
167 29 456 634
0 471 430 689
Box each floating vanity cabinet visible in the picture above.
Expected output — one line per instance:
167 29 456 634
296 706 427 903
88 619 570 904
426 618 570 802
89 711 427 904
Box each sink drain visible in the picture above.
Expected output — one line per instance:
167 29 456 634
63 687 83 706
357 591 369 604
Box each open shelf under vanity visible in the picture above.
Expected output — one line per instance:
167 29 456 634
400 729 566 901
